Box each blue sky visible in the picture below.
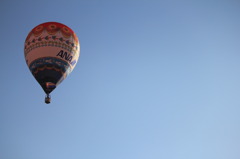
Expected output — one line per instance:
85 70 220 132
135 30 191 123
1 0 240 159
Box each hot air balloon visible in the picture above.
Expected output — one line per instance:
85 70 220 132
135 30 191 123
24 22 80 104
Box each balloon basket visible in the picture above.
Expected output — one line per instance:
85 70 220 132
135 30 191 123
45 94 51 104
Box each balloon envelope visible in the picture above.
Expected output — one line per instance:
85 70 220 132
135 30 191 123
24 22 80 94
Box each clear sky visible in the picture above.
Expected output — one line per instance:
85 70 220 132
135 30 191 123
1 0 240 159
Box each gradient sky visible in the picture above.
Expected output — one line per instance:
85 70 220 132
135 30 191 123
1 0 240 159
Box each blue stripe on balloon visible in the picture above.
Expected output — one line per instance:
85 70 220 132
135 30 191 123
29 57 72 76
